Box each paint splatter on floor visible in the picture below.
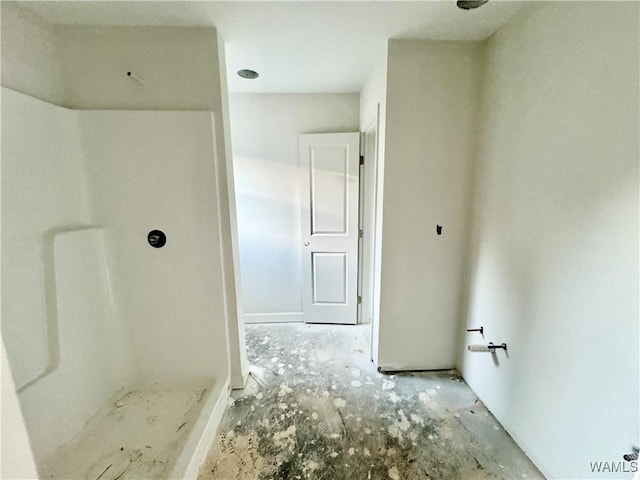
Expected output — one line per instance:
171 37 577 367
198 323 544 480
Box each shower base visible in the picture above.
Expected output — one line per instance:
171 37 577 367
39 381 227 479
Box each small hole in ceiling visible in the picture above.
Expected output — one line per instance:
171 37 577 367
238 69 259 79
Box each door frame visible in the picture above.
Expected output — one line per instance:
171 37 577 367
358 119 378 327
360 104 382 363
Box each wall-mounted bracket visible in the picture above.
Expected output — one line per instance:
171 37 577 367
466 326 484 335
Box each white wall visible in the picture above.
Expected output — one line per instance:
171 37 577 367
213 34 249 388
56 26 221 111
230 93 360 322
359 47 387 132
459 3 639 478
377 40 482 370
81 110 228 385
359 46 388 364
0 2 65 105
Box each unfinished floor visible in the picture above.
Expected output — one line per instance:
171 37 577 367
199 323 544 480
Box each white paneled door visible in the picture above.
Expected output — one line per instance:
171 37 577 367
299 132 360 324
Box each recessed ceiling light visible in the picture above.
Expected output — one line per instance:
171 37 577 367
238 69 259 79
456 0 489 9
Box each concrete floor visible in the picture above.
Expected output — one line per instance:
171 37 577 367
199 323 544 480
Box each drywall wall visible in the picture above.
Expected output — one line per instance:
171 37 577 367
229 93 360 322
56 26 221 111
55 24 248 388
459 3 639 478
214 33 248 389
377 40 482 370
81 110 228 384
0 2 65 105
359 46 387 132
1 88 135 462
359 46 388 364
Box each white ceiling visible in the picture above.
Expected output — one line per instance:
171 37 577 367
24 1 523 93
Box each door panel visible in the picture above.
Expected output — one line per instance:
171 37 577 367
300 132 359 324
311 146 348 234
312 253 347 304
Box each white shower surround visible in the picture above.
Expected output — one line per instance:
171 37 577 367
1 87 229 478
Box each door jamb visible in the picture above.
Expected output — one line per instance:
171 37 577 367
358 118 379 328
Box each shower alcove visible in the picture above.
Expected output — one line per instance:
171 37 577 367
2 87 230 479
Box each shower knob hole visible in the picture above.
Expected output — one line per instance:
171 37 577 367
147 230 166 248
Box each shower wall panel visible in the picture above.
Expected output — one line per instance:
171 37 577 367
1 88 91 389
1 87 134 461
80 110 229 385
18 228 132 461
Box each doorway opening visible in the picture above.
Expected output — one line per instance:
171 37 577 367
227 93 381 384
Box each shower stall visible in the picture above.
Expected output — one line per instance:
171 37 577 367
2 87 231 478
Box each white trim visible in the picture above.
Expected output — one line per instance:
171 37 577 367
357 132 365 324
364 105 381 364
244 312 304 324
171 376 230 479
230 367 249 390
